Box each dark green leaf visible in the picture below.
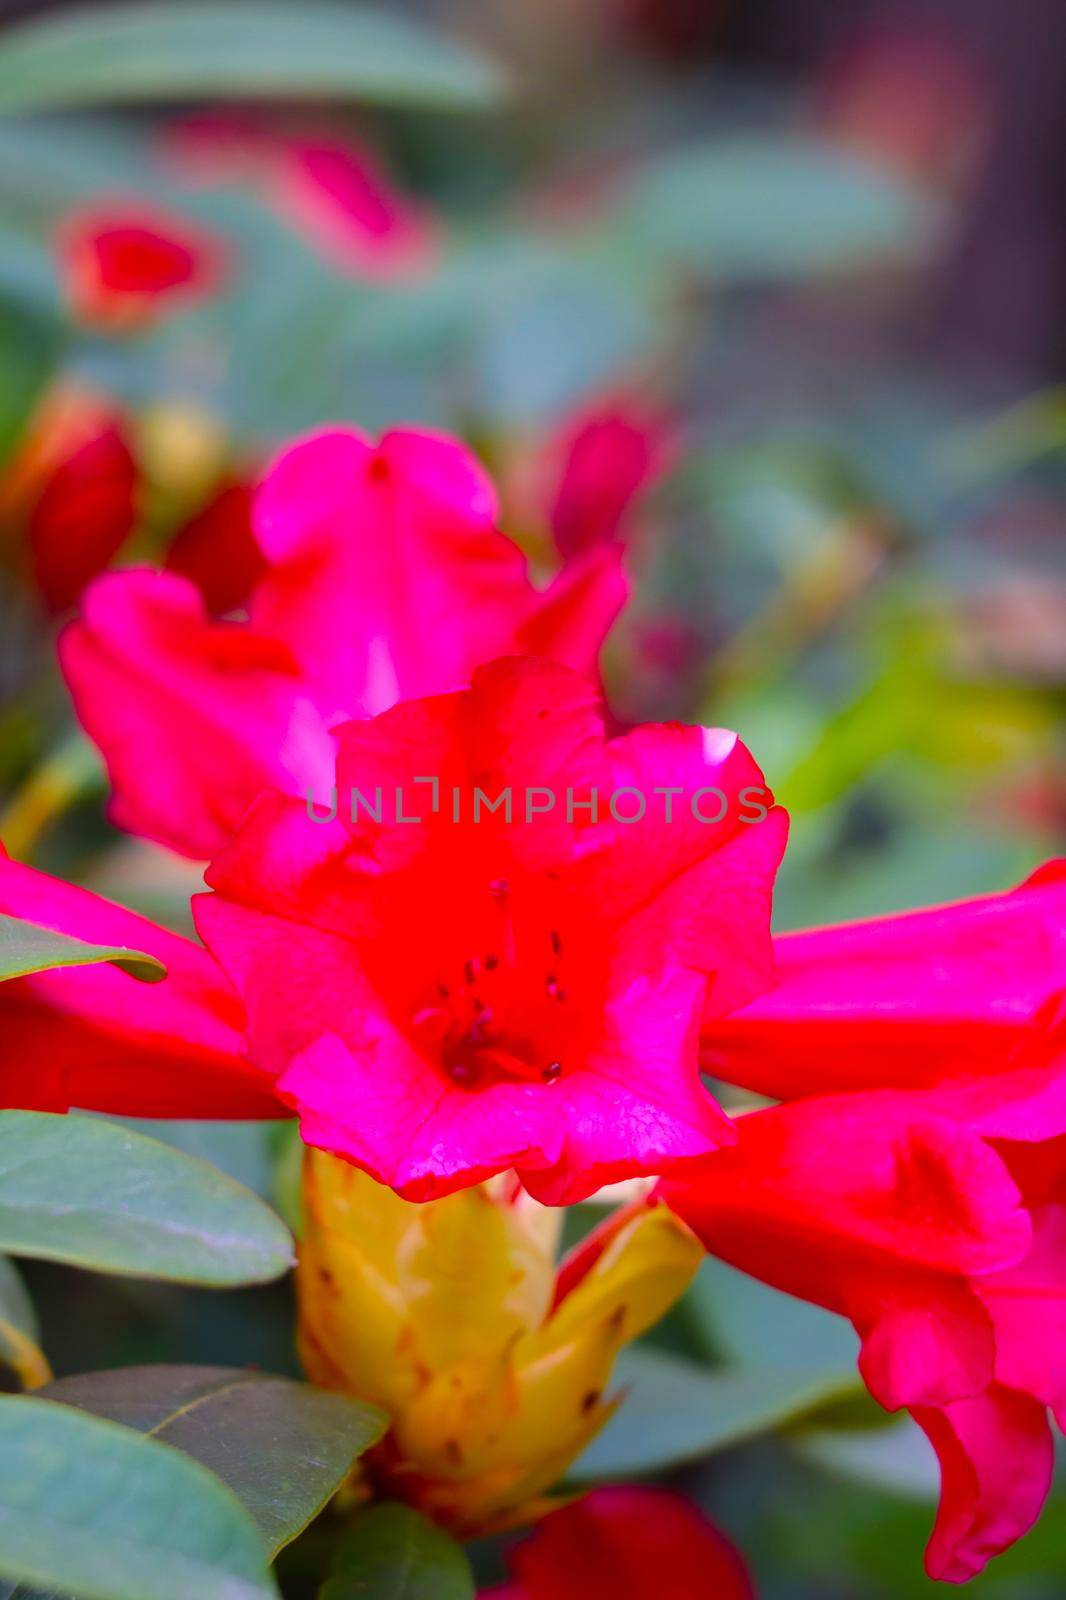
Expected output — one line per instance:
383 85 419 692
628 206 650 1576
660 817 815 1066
0 914 165 983
320 1504 473 1600
0 1113 294 1285
0 2 505 114
0 1395 278 1600
570 1345 860 1479
40 1365 387 1556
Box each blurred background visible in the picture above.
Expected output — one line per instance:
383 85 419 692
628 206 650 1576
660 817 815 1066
0 2 1063 1596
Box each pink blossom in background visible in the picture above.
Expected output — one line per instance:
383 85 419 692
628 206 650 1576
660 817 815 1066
483 1486 755 1599
547 396 672 561
163 112 435 279
60 426 627 859
815 20 987 186
271 138 436 280
194 656 787 1203
164 477 266 615
1 388 140 612
56 203 227 329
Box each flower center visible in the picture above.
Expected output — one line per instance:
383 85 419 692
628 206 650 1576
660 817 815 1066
410 919 570 1092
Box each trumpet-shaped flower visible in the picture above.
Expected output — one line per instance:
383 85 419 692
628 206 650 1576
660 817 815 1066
195 656 787 1202
702 860 1066 1109
61 427 626 858
669 862 1066 1583
661 1093 1040 1583
297 1148 703 1535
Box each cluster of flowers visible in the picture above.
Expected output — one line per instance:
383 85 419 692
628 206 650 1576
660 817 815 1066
4 171 1063 1591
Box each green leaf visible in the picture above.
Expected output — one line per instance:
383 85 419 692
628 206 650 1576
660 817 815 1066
0 1258 49 1390
40 1365 387 1557
685 1257 861 1376
0 2 505 114
0 1395 278 1600
570 1345 859 1479
795 1416 940 1503
0 914 165 983
0 1113 294 1285
620 137 933 283
319 1504 474 1600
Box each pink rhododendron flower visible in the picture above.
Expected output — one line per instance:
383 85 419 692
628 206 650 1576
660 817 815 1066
193 656 787 1203
57 204 226 329
271 138 435 280
0 846 279 1119
547 397 671 561
661 1094 1040 1583
701 861 1066 1113
164 114 434 278
61 427 627 859
671 861 1066 1582
483 1486 755 1599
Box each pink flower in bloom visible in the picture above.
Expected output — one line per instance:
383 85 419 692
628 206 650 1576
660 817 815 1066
547 397 671 561
60 427 627 859
702 861 1066 1120
0 846 279 1119
482 1486 755 1599
669 862 1066 1582
193 656 787 1203
57 203 226 329
662 1095 1045 1583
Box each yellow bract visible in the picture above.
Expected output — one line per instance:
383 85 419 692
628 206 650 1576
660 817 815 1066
297 1149 702 1536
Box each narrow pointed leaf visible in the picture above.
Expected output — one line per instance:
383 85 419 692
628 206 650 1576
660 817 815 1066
0 2 505 114
41 1365 387 1555
0 1396 278 1600
0 1112 294 1285
0 913 164 982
